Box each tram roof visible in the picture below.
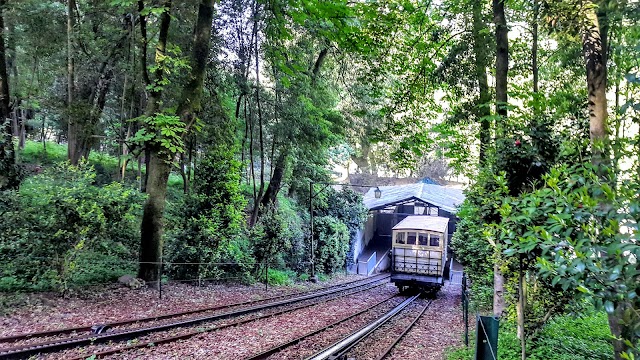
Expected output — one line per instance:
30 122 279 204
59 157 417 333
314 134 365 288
392 215 450 233
363 183 464 213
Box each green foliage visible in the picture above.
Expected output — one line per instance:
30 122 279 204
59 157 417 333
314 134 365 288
165 142 250 282
17 141 185 189
312 215 350 274
446 311 613 360
259 268 296 286
500 312 613 360
252 198 305 273
498 162 640 353
131 113 187 160
0 162 144 291
312 187 369 267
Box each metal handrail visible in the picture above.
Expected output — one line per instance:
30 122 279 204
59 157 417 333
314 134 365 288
366 251 377 275
357 251 377 275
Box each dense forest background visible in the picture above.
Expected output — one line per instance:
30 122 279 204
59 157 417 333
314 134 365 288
0 0 639 359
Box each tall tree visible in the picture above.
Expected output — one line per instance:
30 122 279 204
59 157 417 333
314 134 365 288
472 1 491 163
0 0 17 190
66 0 77 164
137 0 173 283
138 0 216 283
580 3 628 359
492 0 509 318
583 2 608 165
494 0 509 120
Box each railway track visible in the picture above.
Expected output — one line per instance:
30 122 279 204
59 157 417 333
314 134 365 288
306 292 432 360
241 291 431 360
0 274 381 345
243 294 404 360
0 274 389 359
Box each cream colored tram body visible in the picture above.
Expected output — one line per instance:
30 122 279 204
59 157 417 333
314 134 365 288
391 216 449 293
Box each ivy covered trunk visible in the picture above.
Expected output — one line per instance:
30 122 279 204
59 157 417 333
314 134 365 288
137 0 215 283
138 149 171 284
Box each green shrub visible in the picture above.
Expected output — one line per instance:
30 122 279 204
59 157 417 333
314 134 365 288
446 312 613 360
19 141 67 164
313 215 350 274
260 268 295 286
164 143 250 283
446 310 613 360
0 162 144 292
312 187 368 268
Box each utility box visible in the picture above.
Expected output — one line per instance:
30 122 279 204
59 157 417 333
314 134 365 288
474 315 499 360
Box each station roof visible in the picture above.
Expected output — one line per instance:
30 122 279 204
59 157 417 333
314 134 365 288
363 183 465 213
392 215 450 233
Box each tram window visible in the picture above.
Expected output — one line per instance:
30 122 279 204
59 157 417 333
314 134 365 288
418 232 428 246
395 232 405 244
407 232 417 245
430 234 440 247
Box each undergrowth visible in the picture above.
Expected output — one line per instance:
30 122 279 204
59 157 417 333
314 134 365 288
445 311 613 360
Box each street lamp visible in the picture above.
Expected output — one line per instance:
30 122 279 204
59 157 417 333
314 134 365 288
309 182 382 282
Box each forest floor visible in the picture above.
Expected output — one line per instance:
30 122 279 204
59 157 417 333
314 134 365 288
0 276 465 359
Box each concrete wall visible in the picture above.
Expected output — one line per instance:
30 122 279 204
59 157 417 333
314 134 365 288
353 213 377 262
352 228 364 264
353 214 376 263
364 213 376 247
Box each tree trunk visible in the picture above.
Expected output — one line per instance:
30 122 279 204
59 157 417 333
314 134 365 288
492 0 508 318
67 0 77 164
517 258 527 360
138 0 216 283
137 0 173 283
261 150 288 208
0 0 18 191
18 108 25 149
493 261 506 316
472 1 491 164
583 2 609 168
493 0 508 121
582 4 625 359
532 0 539 95
138 149 171 286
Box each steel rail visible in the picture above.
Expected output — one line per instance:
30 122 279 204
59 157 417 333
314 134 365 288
243 294 400 360
374 298 433 360
0 274 385 345
306 293 422 360
66 282 393 360
0 275 389 360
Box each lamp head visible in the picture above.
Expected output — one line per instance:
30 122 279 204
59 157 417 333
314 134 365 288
374 187 382 199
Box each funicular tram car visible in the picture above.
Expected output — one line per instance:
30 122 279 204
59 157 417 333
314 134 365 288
390 215 450 295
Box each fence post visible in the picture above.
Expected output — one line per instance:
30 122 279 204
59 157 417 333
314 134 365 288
158 260 163 300
474 315 499 360
462 273 469 346
264 258 269 292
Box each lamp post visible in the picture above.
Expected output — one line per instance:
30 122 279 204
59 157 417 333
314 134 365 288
309 182 381 282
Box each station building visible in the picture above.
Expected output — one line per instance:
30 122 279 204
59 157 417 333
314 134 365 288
350 182 465 276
